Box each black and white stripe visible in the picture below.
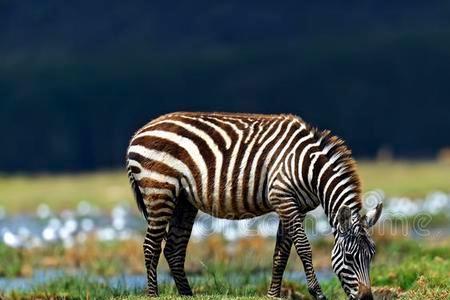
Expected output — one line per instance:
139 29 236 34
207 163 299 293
126 112 382 299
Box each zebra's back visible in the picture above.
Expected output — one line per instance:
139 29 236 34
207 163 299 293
127 112 307 219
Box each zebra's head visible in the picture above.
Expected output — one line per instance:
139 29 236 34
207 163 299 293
331 202 383 300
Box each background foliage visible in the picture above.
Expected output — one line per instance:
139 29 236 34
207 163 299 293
1 1 450 171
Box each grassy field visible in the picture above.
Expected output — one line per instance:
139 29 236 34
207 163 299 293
3 240 450 300
358 161 450 197
1 236 449 299
0 171 130 213
0 161 449 213
0 160 449 299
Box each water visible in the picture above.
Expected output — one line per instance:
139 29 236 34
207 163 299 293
0 269 157 292
0 268 335 292
0 269 66 292
1 190 449 293
1 190 449 249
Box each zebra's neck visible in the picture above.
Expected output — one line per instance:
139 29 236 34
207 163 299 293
292 128 362 230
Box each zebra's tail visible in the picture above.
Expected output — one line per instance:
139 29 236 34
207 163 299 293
126 161 148 220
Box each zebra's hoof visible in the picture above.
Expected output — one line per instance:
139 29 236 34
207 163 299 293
266 293 281 299
308 288 327 300
146 290 159 297
147 294 159 298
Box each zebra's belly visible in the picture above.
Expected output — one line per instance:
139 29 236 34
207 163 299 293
198 203 273 220
195 203 274 220
180 184 274 220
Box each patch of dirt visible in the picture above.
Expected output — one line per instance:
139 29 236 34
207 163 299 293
373 286 403 300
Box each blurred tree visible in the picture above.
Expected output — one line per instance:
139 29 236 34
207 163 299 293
1 0 449 171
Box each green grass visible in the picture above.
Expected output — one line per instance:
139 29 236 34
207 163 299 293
0 161 449 213
5 275 141 300
0 171 130 213
373 241 450 288
358 160 450 197
3 273 329 300
0 243 23 277
4 239 449 300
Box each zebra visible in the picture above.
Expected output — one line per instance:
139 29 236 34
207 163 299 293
126 112 382 300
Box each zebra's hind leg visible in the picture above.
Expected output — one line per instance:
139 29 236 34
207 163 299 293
143 195 176 297
289 213 327 300
267 220 293 298
163 198 198 295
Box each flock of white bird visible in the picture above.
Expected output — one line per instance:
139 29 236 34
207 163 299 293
1 190 449 249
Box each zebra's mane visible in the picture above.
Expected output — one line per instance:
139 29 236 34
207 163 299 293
300 119 363 212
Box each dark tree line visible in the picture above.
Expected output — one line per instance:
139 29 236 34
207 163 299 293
1 0 449 172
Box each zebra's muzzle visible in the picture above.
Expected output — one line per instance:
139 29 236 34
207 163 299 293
357 282 373 300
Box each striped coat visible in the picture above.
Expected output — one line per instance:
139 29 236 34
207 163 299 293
127 112 381 299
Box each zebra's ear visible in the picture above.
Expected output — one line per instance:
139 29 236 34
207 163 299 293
337 205 352 233
364 201 383 228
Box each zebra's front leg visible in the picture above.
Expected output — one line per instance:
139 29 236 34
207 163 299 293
163 199 198 296
267 220 293 298
289 214 327 300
